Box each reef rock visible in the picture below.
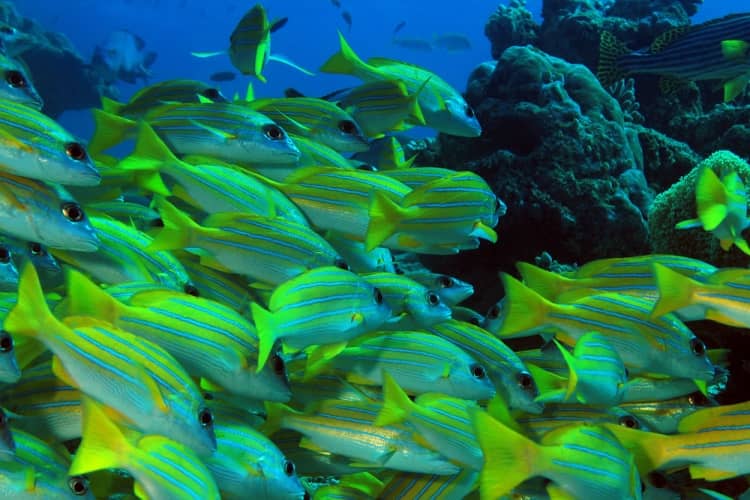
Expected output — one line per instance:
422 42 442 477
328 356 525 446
431 45 651 303
484 0 539 60
0 1 105 118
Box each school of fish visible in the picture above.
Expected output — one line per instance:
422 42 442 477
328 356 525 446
0 2 749 499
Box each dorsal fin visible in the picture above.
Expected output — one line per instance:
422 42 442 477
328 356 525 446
649 26 691 53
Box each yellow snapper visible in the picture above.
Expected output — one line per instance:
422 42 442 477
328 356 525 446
101 78 229 118
4 265 217 456
321 32 481 137
0 99 100 185
70 397 220 500
0 53 43 109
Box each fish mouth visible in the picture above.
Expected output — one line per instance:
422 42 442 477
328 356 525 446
68 234 101 253
65 169 102 187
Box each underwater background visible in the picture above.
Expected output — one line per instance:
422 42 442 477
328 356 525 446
1 0 750 498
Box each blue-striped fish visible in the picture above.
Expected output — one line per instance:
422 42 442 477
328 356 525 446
64 270 291 402
251 167 412 244
85 200 163 231
0 458 91 498
90 101 300 165
376 372 484 470
305 331 495 400
352 136 415 171
264 399 460 475
516 403 648 440
473 414 642 499
149 199 347 287
651 260 750 327
0 99 99 185
619 391 716 434
427 319 541 413
117 122 307 224
8 427 72 478
0 171 99 251
361 271 452 327
70 397 220 499
51 215 194 292
598 14 750 101
496 274 716 381
0 359 82 442
313 472 384 500
271 429 364 477
604 399 750 481
0 53 43 108
251 266 392 371
0 241 18 292
379 470 477 500
4 265 217 455
247 97 369 152
366 171 501 252
321 32 481 137
191 4 313 82
326 235 395 274
101 78 229 118
1 239 63 290
290 133 358 170
327 79 426 138
205 413 306 499
175 250 252 313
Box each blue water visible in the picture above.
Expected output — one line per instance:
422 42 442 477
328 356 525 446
11 0 743 137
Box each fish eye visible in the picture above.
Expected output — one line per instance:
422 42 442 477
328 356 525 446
469 316 480 326
0 331 13 353
373 287 384 305
263 124 285 140
393 264 404 275
28 242 44 255
334 257 349 270
648 472 667 489
0 26 15 36
688 392 709 406
470 363 486 379
487 304 501 319
283 459 296 476
271 354 286 377
64 142 88 161
618 414 640 429
202 391 214 400
183 283 200 297
437 275 453 288
197 407 213 428
5 70 26 88
689 337 706 356
338 120 357 135
356 163 377 171
201 87 221 99
68 476 89 496
425 291 440 306
61 203 85 222
517 371 533 390
0 246 9 263
465 106 475 118
151 218 165 228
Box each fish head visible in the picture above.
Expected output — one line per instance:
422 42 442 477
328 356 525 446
0 329 18 385
47 138 101 186
27 241 64 288
161 395 217 456
261 450 307 500
0 61 43 109
448 358 496 400
359 282 393 329
244 351 292 402
405 288 452 327
502 367 543 414
321 117 370 152
239 120 301 165
41 192 100 252
0 245 18 292
434 97 482 137
481 299 503 333
665 335 716 381
430 274 474 307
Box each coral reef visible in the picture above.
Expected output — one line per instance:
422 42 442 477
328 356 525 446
649 150 750 268
484 0 538 60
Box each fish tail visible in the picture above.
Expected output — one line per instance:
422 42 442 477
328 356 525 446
4 264 56 342
320 31 367 76
69 397 129 475
374 371 415 426
64 268 122 322
495 273 551 337
116 123 175 196
148 198 200 252
695 167 729 231
526 363 567 404
472 410 540 499
251 302 279 373
365 192 407 251
261 401 296 436
407 79 429 126
100 96 124 115
597 31 630 87
552 340 580 403
515 261 571 301
88 108 137 156
603 423 667 473
650 263 698 318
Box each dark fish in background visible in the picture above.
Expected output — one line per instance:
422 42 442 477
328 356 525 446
91 29 157 85
342 11 352 32
270 17 289 33
210 71 237 82
393 21 406 35
283 87 305 98
331 0 341 7
598 13 750 102
433 33 471 52
392 37 433 52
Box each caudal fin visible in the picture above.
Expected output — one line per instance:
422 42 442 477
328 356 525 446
374 371 416 426
251 302 279 373
4 265 57 343
695 167 729 231
651 263 698 318
320 31 368 76
148 198 201 253
69 396 130 475
64 268 123 322
365 192 408 251
495 273 552 338
88 109 137 156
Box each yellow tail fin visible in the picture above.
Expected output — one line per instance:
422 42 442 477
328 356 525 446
374 371 416 427
251 302 278 373
148 198 201 252
69 396 131 476
650 263 697 318
4 265 57 343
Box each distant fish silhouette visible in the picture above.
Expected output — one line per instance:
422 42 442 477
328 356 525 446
433 33 471 52
392 37 433 52
92 30 157 84
331 0 341 8
209 71 237 82
393 21 406 35
342 11 352 32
